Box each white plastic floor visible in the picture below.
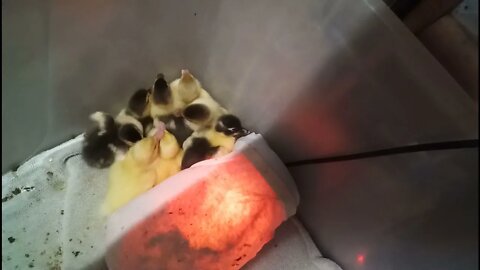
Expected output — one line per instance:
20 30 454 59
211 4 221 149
2 136 342 270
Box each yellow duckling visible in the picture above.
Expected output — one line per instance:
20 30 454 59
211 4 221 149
169 69 202 105
101 132 161 215
149 73 181 118
152 128 184 186
101 122 183 215
150 70 203 119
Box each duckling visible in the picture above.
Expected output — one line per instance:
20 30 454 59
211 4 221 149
150 70 206 118
82 108 149 169
81 112 128 169
82 88 153 169
182 89 227 131
101 125 165 215
181 128 234 170
157 114 193 146
138 115 155 137
122 87 157 137
126 88 151 119
180 137 219 170
169 69 202 105
181 114 248 169
149 73 180 118
152 128 184 186
214 113 251 140
115 109 144 146
144 118 184 184
101 118 186 215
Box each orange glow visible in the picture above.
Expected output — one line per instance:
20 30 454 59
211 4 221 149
109 154 287 270
357 254 365 264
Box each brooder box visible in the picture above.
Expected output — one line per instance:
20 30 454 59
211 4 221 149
2 0 478 269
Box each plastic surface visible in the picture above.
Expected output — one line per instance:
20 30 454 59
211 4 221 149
291 148 478 269
2 133 309 270
2 0 477 172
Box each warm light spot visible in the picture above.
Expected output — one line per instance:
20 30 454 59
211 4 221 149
357 254 365 264
169 154 285 251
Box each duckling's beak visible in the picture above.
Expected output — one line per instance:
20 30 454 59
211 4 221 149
232 128 251 139
153 120 166 140
181 69 190 76
154 128 165 141
153 138 161 154
152 129 164 151
180 69 194 81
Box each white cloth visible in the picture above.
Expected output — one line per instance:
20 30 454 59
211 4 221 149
2 135 341 270
244 218 342 270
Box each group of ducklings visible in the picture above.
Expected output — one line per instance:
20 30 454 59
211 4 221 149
81 70 250 215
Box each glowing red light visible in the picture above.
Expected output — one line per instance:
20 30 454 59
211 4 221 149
357 254 365 264
111 154 287 270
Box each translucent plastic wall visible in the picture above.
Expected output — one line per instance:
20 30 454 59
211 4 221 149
3 0 478 269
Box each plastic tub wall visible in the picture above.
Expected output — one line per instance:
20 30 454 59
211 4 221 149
2 0 478 269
